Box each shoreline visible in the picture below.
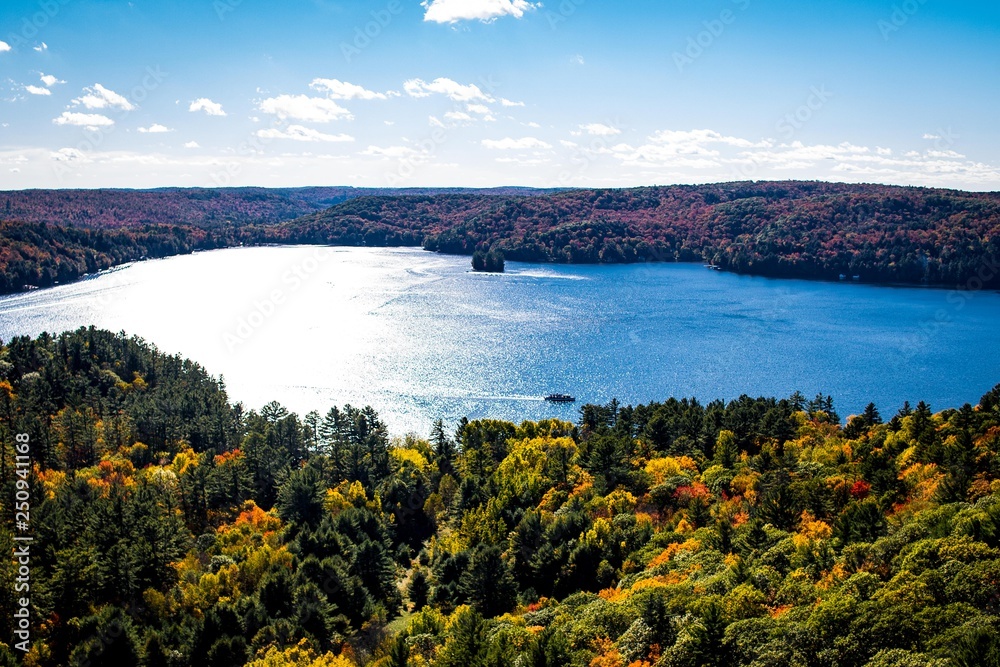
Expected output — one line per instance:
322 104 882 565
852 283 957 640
2 241 995 298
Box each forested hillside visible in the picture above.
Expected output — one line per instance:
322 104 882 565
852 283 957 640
1 329 999 666
1 182 999 295
0 187 551 229
274 181 1000 287
0 187 547 294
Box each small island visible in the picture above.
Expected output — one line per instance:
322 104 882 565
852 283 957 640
472 248 505 273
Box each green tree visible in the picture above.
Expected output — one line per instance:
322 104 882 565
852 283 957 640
435 606 490 667
459 545 517 618
715 430 738 469
525 626 571 667
409 567 431 611
276 466 326 528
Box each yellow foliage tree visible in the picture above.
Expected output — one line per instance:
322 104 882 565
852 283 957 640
246 639 353 667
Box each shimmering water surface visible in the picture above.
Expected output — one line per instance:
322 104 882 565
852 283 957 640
1 246 997 434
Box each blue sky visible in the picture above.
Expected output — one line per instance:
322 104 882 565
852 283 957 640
0 0 998 189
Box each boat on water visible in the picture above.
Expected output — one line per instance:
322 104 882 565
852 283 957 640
545 393 576 403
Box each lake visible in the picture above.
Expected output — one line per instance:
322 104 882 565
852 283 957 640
1 246 997 435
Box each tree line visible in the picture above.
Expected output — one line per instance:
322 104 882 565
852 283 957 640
3 181 1000 295
1 328 999 665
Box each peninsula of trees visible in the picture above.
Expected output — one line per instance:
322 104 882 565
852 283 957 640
1 328 999 666
2 181 999 294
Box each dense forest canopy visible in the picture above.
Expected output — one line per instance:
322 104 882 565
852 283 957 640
277 181 1000 287
1 181 999 295
0 187 552 229
1 328 999 666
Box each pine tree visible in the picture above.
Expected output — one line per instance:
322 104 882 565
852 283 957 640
436 606 490 667
863 402 883 425
460 545 517 618
715 430 738 469
387 633 411 667
408 567 430 611
431 418 457 477
276 466 326 528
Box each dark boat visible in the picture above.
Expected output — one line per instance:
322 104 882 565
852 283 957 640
545 393 576 403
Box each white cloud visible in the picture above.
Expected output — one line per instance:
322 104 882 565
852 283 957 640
422 0 539 23
927 149 965 159
495 156 550 166
52 112 115 131
608 129 772 166
256 125 354 142
482 137 552 150
500 98 525 107
51 148 88 162
33 42 47 52
403 77 494 102
599 127 1000 188
571 54 585 65
184 141 200 149
73 84 135 111
310 78 396 100
26 85 51 96
259 94 352 122
189 98 226 116
444 111 474 122
465 103 497 121
578 123 621 137
0 41 10 53
138 124 172 133
922 133 942 140
362 145 419 158
651 128 769 150
40 73 65 87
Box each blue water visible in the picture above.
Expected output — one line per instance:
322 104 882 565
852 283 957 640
0 246 997 434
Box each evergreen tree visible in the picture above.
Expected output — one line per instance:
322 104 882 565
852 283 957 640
459 545 517 618
715 430 738 469
408 567 430 611
387 633 410 667
863 402 883 425
436 606 490 667
431 418 457 477
276 466 326 528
